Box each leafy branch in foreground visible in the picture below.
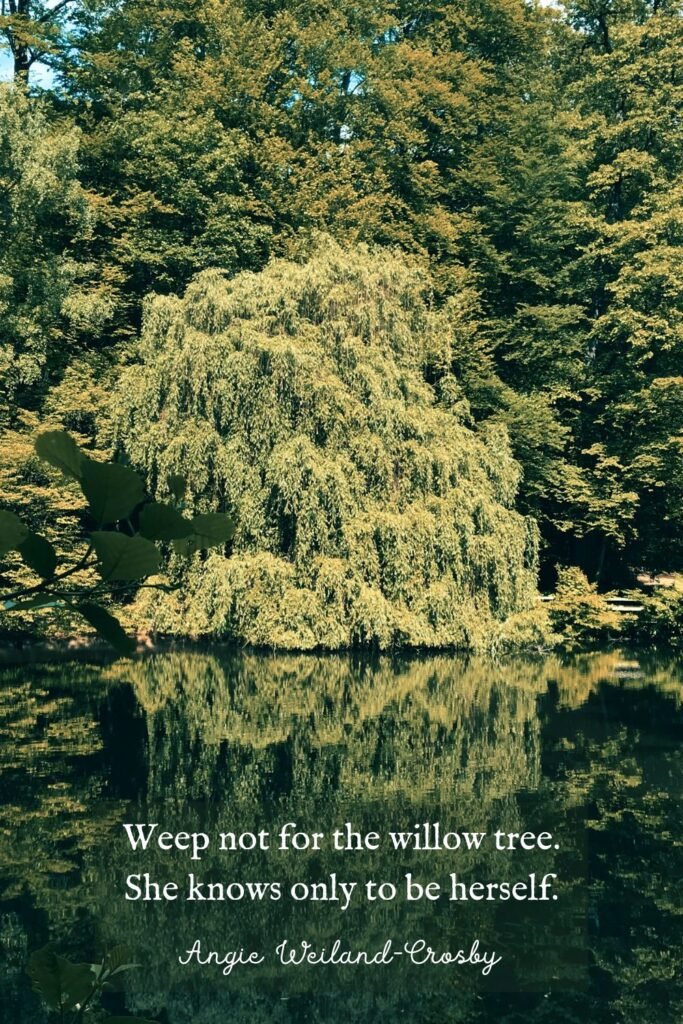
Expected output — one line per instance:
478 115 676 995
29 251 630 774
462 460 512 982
27 944 155 1022
0 430 235 654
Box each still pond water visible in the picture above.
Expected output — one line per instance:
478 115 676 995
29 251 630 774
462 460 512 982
0 648 681 1023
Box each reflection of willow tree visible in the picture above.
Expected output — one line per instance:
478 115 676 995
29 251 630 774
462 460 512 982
0 662 126 1018
537 671 683 1024
0 663 124 917
2 650 680 1023
96 650 681 1023
109 652 550 802
110 649 680 803
93 652 577 1021
0 910 34 1022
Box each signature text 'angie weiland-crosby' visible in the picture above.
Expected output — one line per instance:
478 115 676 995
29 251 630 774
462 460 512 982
178 938 503 976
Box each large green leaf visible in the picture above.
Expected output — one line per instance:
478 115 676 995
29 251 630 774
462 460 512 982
105 945 135 973
18 531 57 579
81 460 146 525
91 532 161 581
34 430 83 479
0 510 28 556
172 536 201 556
139 502 192 541
98 944 140 980
26 947 95 1012
77 602 137 656
87 944 139 991
190 512 236 547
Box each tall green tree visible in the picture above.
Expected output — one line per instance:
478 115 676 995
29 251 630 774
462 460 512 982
113 240 540 650
62 0 553 307
556 0 683 575
0 83 120 573
0 0 81 79
62 0 579 564
3 0 682 617
0 82 119 429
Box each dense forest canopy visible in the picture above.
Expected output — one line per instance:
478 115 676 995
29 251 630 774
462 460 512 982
1 0 682 644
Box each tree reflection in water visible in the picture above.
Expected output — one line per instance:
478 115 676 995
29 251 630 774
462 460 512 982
0 650 681 1022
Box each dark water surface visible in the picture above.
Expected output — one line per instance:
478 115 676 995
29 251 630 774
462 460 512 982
0 649 681 1022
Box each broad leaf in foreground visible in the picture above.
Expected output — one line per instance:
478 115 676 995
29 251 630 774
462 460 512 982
77 602 137 656
167 473 187 501
190 512 236 547
91 532 161 581
0 509 28 556
34 430 83 479
81 459 146 525
18 531 57 579
139 502 192 541
26 947 95 1012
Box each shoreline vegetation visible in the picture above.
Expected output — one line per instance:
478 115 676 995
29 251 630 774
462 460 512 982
2 573 683 660
2 424 681 655
2 1 683 654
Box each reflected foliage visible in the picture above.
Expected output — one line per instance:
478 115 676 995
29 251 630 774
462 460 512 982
0 650 681 1022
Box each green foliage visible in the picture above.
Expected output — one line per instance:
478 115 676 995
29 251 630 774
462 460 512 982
0 83 125 610
17 529 57 578
0 510 28 555
628 584 683 648
27 947 94 1013
64 0 546 287
115 240 539 649
34 428 84 478
27 943 154 1022
138 502 191 542
490 605 554 655
553 2 683 573
81 461 146 525
548 566 623 649
2 0 683 632
1 430 234 653
90 533 161 581
77 601 136 657
0 0 82 79
65 0 683 583
0 86 112 425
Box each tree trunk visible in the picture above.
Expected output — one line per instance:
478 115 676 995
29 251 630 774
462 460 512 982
4 0 34 80
14 43 32 79
597 13 613 54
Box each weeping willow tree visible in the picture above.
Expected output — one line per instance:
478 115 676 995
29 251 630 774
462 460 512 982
114 240 540 649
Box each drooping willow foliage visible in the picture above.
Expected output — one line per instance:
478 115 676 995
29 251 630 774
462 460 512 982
115 240 539 649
